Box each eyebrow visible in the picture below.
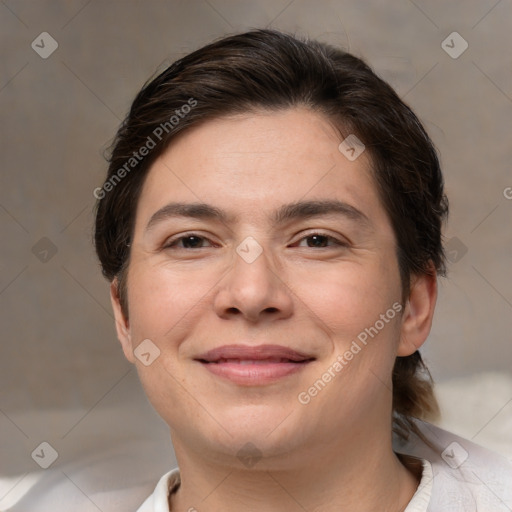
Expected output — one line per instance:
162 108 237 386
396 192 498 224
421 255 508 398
145 199 371 232
273 200 369 226
145 202 233 232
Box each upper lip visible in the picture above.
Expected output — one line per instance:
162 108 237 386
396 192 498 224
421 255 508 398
194 344 315 363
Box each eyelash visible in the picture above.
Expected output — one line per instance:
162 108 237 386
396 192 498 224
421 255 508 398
295 234 349 248
163 232 348 250
163 234 214 250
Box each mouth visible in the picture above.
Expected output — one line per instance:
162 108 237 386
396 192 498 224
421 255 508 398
194 344 316 385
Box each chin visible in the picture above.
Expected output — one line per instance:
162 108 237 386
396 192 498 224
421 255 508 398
215 405 305 448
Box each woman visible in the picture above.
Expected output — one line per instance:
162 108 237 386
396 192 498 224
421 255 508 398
94 29 512 511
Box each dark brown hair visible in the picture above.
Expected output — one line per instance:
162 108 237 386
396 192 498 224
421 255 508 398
94 29 448 440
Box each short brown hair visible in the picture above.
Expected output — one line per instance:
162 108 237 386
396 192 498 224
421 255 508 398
94 29 448 440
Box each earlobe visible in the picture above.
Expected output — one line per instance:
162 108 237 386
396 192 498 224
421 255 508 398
397 270 438 357
110 279 136 364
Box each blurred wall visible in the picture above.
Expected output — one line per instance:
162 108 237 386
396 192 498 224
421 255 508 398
1 0 511 418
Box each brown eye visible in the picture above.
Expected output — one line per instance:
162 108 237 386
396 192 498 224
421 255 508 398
165 234 212 249
305 234 330 247
181 235 206 248
296 233 347 248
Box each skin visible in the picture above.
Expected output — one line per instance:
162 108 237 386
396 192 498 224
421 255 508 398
111 108 437 512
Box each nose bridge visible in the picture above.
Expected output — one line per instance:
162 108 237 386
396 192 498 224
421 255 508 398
232 236 276 298
214 235 293 321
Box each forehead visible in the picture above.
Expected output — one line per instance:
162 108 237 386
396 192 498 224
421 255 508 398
134 108 388 233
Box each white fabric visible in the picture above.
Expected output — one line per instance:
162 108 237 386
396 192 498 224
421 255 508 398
403 460 433 512
135 469 180 512
136 421 512 512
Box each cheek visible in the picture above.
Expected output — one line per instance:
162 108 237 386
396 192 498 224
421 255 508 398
125 263 212 422
287 260 401 344
125 262 218 344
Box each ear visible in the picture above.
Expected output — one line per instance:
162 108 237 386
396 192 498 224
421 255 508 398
397 269 438 357
110 279 135 363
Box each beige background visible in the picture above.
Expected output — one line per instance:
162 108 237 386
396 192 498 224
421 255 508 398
1 0 511 508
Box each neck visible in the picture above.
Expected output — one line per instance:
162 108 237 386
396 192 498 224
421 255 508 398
168 428 420 512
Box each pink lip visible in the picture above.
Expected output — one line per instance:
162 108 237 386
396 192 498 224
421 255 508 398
194 344 315 385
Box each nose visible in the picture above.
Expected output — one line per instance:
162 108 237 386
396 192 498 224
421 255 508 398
213 243 294 323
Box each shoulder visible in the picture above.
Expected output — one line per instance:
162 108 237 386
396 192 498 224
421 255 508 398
394 419 512 512
136 468 180 512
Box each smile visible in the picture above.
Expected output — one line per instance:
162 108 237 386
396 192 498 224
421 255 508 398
194 344 315 385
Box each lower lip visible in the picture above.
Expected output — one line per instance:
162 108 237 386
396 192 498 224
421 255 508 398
199 361 312 385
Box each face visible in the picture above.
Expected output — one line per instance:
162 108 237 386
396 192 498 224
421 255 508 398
111 108 435 469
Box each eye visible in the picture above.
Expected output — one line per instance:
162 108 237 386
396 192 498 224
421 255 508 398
163 234 214 249
295 232 348 248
